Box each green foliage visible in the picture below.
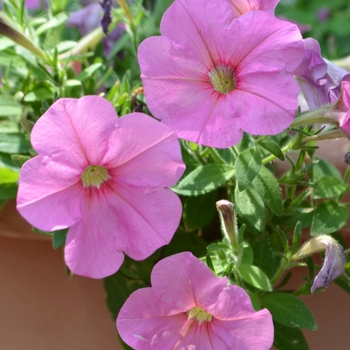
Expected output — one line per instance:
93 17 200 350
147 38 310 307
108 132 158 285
261 293 317 330
1 1 349 349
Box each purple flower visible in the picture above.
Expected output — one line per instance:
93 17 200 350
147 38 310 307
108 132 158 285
16 96 185 278
336 81 350 137
294 38 350 109
117 252 274 349
67 3 102 36
317 8 331 22
138 0 304 148
292 235 346 293
66 2 123 59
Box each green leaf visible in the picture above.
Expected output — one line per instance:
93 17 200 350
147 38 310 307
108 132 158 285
172 164 235 196
252 166 283 216
260 140 284 160
261 293 317 330
76 62 103 82
236 264 272 291
24 87 55 102
234 184 265 232
0 152 20 171
240 241 254 265
335 275 350 294
247 291 261 311
0 168 18 199
0 133 31 154
163 230 207 258
235 148 262 191
0 120 20 133
311 201 348 235
252 238 280 279
0 167 19 183
274 323 310 350
35 12 68 35
0 182 17 199
313 176 346 199
52 229 67 249
184 191 218 230
0 96 22 117
313 158 341 181
214 148 235 165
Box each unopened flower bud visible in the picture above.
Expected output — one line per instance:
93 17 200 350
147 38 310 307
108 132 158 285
216 200 237 249
292 235 346 293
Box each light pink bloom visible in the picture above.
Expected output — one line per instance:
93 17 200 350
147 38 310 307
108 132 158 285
337 81 350 137
138 0 304 148
229 0 280 17
294 38 350 109
16 96 185 278
117 252 274 349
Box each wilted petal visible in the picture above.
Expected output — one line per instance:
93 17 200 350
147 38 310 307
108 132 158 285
292 234 346 293
311 236 346 293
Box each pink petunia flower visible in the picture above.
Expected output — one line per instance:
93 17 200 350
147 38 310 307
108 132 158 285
336 81 350 137
117 252 274 349
138 0 304 148
16 96 185 278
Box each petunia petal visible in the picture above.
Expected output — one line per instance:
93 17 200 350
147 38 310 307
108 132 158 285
229 12 304 73
233 71 300 135
102 113 185 188
151 252 228 313
117 288 188 350
108 184 182 261
210 312 274 350
64 187 125 278
160 0 236 68
16 156 83 231
207 286 274 348
31 96 118 169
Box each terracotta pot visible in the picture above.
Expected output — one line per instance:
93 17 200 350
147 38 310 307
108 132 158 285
0 200 123 350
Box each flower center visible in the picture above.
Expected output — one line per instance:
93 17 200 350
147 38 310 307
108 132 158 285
81 165 110 189
208 65 236 94
187 306 212 325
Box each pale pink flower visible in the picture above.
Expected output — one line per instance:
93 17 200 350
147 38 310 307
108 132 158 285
336 81 350 137
138 0 304 148
229 0 280 17
16 96 185 278
117 252 274 349
294 38 350 109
